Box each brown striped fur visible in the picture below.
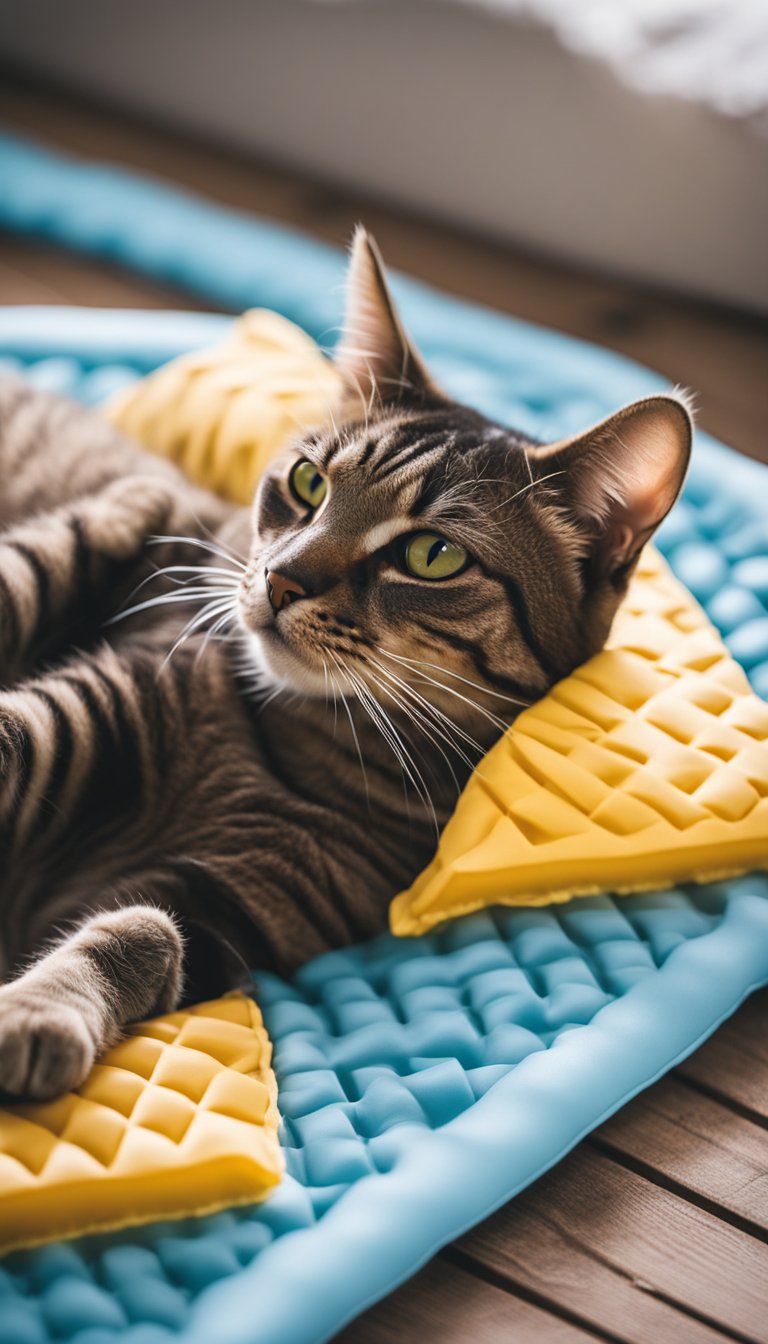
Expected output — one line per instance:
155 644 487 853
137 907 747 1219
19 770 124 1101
0 230 692 1099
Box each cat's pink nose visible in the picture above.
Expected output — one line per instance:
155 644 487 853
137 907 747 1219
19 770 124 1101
265 569 308 614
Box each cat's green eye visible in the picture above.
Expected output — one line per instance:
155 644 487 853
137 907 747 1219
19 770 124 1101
403 532 470 581
290 459 328 509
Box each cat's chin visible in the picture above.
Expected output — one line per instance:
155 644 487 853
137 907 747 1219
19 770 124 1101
243 629 329 698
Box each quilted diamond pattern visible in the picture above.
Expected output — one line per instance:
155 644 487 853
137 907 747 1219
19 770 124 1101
0 997 282 1254
104 310 341 505
392 547 768 934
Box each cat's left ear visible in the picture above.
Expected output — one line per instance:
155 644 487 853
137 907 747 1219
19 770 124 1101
335 226 442 410
528 394 693 581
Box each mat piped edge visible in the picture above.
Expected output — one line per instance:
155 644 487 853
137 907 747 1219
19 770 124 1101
194 887 768 1344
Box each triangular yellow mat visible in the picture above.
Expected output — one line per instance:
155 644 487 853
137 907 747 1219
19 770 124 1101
0 994 283 1252
391 547 768 936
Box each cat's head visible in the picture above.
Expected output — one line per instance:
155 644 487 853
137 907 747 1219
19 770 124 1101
238 228 691 741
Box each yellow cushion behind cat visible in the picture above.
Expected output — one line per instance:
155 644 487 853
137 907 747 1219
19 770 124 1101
106 310 341 505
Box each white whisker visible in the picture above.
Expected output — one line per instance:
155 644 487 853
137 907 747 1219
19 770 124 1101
108 586 239 624
158 597 237 675
369 657 484 760
184 508 250 565
486 469 566 514
328 652 370 807
115 559 240 616
337 655 439 833
195 605 238 666
147 564 242 581
363 663 464 793
377 645 529 713
148 535 248 571
367 658 474 767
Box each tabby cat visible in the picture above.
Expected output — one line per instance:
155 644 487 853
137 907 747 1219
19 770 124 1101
0 230 691 1100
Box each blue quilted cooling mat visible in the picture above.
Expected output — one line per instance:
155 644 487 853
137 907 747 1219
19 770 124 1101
0 133 768 1344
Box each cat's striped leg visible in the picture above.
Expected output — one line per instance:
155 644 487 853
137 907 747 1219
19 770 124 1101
0 639 170 853
0 903 183 1100
0 474 176 681
0 641 188 1102
0 648 221 1100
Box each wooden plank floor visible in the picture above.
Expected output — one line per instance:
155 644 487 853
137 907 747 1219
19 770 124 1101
1 76 767 1344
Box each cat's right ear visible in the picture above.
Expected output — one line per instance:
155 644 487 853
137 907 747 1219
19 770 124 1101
335 226 441 412
528 393 693 584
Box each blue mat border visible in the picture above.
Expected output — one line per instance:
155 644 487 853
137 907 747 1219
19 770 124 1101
218 892 768 1344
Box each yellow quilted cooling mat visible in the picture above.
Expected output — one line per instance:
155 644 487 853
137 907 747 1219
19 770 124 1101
0 994 283 1252
106 309 341 504
391 546 768 936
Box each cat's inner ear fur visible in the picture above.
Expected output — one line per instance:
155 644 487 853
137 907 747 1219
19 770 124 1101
335 226 442 411
528 394 693 583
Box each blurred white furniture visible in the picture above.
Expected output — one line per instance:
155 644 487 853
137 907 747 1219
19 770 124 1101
1 0 766 312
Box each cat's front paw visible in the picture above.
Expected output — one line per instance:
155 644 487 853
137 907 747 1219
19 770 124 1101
0 992 95 1101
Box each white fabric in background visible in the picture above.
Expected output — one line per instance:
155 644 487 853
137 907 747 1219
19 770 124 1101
321 0 768 124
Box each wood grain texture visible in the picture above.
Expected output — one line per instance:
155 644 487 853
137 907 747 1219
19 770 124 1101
336 1258 601 1344
677 990 768 1126
593 1076 768 1236
455 1148 768 1343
